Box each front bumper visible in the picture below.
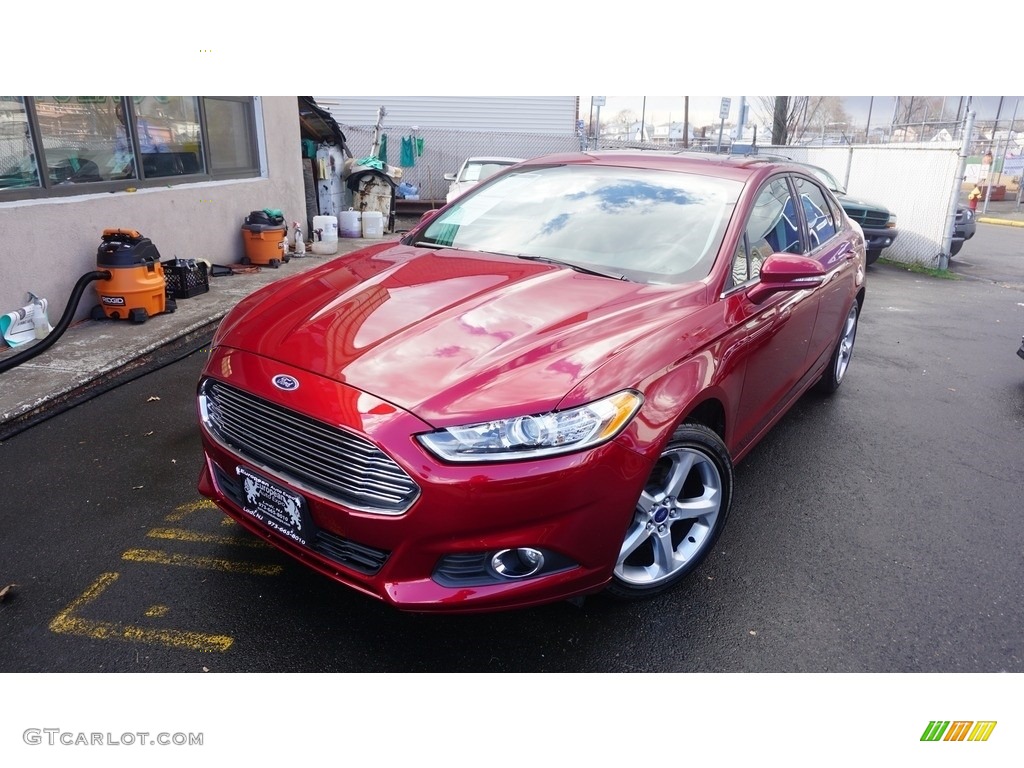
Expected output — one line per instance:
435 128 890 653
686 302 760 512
860 226 898 253
196 350 652 613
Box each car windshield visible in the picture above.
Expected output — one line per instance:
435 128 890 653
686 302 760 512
806 165 845 195
412 164 740 284
458 161 514 183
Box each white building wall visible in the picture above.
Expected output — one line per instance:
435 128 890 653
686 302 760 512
313 96 579 134
0 97 306 323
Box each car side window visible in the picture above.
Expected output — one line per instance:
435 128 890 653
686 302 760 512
825 193 845 233
795 177 838 251
731 178 801 287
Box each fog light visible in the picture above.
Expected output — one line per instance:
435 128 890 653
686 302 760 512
490 548 545 579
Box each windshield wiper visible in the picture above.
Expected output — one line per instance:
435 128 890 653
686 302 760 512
518 254 626 281
497 252 626 281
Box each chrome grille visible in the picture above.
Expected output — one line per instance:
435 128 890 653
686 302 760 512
200 379 419 514
845 208 889 229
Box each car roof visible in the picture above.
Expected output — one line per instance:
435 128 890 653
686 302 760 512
519 149 806 184
463 156 523 164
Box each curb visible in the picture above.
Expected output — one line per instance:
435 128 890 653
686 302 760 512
0 321 218 443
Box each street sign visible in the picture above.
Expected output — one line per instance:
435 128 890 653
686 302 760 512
593 96 606 107
719 98 732 120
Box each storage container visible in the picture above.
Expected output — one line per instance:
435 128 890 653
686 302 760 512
163 258 210 299
311 214 339 255
339 209 362 238
362 211 385 239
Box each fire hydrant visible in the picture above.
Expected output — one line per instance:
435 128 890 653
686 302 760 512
968 183 982 212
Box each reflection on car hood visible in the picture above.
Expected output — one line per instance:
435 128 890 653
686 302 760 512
215 244 703 425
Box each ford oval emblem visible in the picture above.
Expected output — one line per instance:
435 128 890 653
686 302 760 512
272 374 299 391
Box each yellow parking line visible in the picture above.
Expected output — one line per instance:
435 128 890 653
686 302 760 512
164 499 218 522
122 548 283 576
49 573 233 653
146 527 271 548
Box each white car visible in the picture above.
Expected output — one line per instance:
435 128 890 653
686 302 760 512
444 156 522 203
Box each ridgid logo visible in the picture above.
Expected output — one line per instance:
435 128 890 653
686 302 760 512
920 720 997 742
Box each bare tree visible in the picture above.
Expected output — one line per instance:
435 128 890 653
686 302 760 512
771 96 789 145
755 97 851 145
613 109 637 135
893 96 944 126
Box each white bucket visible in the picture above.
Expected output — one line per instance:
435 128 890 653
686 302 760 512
339 209 362 238
361 211 385 239
311 214 339 255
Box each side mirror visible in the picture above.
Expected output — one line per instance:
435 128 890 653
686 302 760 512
746 253 825 304
443 172 457 182
418 209 442 226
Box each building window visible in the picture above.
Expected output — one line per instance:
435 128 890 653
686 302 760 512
0 96 261 200
203 97 259 177
133 96 205 178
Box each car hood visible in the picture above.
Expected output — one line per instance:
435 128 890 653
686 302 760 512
835 191 890 215
215 244 704 425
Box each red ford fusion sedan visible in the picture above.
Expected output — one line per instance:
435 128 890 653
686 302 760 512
197 151 866 613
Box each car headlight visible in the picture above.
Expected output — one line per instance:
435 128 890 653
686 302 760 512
886 213 897 228
418 390 643 462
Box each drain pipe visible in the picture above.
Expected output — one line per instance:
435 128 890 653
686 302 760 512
0 270 111 375
940 110 975 271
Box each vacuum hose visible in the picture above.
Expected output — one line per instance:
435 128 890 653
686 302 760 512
0 270 111 375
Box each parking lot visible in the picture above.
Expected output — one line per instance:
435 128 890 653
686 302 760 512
0 223 1021 674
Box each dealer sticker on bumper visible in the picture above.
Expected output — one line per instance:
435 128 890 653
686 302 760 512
236 465 310 547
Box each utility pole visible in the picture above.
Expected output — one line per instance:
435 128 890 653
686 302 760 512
683 97 690 149
941 110 975 271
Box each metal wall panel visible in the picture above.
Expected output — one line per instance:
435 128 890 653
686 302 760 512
313 96 579 134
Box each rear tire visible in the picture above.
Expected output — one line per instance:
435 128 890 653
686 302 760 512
607 423 733 600
816 301 859 394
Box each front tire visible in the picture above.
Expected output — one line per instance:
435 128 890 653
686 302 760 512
607 423 733 600
816 301 859 394
865 249 881 265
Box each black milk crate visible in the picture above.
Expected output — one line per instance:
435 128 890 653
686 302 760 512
163 259 210 299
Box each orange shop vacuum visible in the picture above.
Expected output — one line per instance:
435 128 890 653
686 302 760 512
91 228 176 324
